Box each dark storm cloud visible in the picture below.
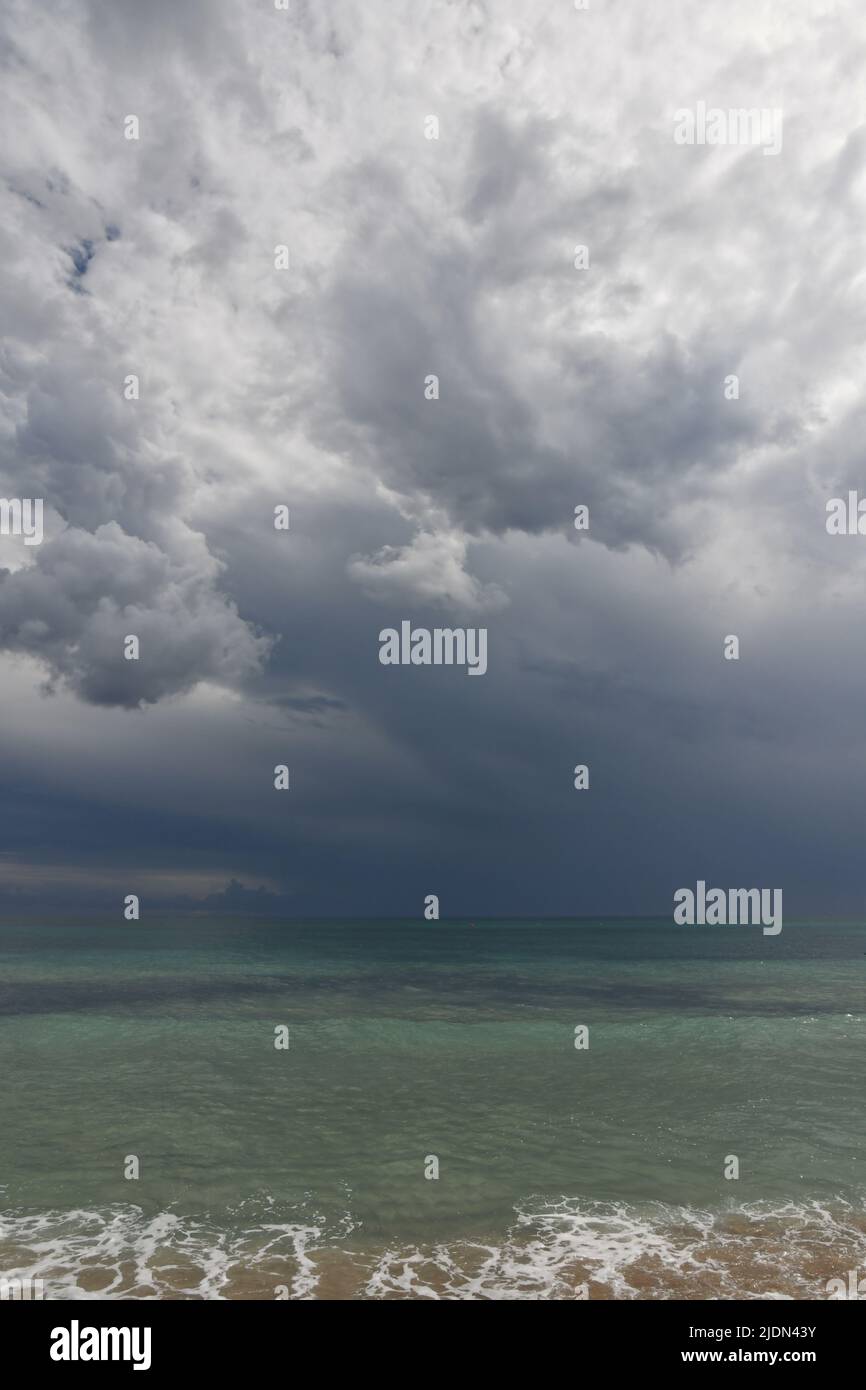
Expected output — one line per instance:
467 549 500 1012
0 522 267 706
0 325 267 705
308 98 807 557
0 0 865 914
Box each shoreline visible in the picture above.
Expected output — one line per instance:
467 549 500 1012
3 1197 865 1301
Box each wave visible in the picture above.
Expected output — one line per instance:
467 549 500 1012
1 1197 865 1300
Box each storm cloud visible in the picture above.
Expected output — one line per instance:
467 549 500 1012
0 0 864 914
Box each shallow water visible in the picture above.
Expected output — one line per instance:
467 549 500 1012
1 919 864 1298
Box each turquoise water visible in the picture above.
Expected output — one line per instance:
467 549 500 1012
1 919 864 1298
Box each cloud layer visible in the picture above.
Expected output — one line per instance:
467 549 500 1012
0 0 865 912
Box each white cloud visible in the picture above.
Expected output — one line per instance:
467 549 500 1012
348 528 508 612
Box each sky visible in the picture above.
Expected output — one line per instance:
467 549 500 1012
0 0 865 919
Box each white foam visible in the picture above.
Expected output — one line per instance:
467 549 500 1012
1 1197 864 1300
363 1197 866 1300
0 1202 335 1300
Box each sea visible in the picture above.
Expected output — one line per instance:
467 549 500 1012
0 918 864 1300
